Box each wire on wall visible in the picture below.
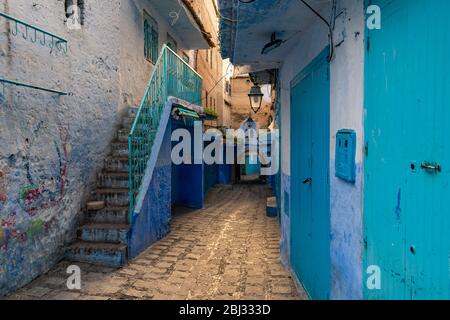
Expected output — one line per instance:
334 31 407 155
297 0 336 62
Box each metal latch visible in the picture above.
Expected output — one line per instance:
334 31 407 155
421 162 442 173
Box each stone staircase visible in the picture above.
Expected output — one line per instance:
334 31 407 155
65 107 139 268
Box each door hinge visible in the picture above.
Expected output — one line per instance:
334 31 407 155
364 142 369 157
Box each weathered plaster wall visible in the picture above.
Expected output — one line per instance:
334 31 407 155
328 0 365 300
0 0 122 295
278 0 365 300
119 0 196 114
191 0 227 128
0 0 208 296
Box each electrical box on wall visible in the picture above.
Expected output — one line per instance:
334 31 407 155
335 129 356 183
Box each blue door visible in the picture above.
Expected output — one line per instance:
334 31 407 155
290 48 330 300
364 0 450 299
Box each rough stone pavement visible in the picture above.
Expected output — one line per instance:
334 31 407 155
6 184 307 300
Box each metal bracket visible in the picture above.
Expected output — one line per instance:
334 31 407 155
0 78 68 95
0 12 68 53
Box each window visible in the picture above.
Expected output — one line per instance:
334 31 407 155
205 91 209 107
210 50 213 69
225 80 231 95
65 0 85 26
144 11 158 63
167 33 178 52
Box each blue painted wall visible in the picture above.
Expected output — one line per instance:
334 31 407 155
204 162 218 196
363 0 450 300
171 120 204 209
280 172 291 267
217 145 234 185
242 154 260 176
128 121 172 259
330 163 363 300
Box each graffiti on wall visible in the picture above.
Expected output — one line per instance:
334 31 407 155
18 126 70 215
0 165 8 208
0 123 71 251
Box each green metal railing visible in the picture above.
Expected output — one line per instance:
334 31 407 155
128 45 202 221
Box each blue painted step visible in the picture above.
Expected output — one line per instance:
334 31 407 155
98 172 129 188
85 206 128 224
111 141 130 157
104 156 129 173
77 223 129 244
96 188 129 207
66 241 127 268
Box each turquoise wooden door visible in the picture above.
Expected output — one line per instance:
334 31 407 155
290 48 330 300
364 0 450 299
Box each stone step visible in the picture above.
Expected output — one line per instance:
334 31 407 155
66 241 127 268
104 156 129 172
116 128 129 143
122 117 155 131
77 223 129 244
111 141 129 157
98 172 129 188
86 200 105 211
96 188 129 206
85 206 129 224
111 140 151 157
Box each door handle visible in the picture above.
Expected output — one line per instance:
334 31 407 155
303 178 312 185
421 163 441 173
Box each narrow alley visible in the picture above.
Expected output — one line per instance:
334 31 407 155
2 0 450 303
6 184 305 300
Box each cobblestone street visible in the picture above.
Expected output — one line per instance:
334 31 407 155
6 184 306 300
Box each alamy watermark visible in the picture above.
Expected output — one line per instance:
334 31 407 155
366 5 381 30
366 265 381 290
170 121 279 176
66 265 81 290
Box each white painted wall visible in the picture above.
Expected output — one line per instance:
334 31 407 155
119 0 197 113
278 0 365 300
0 0 200 296
328 0 365 300
0 0 122 295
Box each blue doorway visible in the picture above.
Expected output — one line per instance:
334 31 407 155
364 0 450 299
290 48 331 300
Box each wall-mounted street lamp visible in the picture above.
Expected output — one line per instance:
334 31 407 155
261 33 284 55
248 85 264 113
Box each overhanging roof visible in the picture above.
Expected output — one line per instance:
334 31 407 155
150 0 213 49
219 0 330 72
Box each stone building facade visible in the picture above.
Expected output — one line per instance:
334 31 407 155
230 75 275 130
185 0 229 129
